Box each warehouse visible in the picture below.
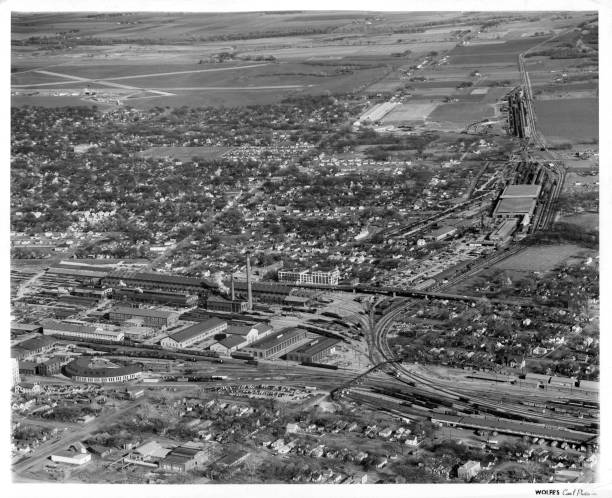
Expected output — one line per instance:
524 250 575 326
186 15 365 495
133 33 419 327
431 413 596 445
230 280 293 304
18 335 57 354
210 334 249 355
499 184 542 198
424 226 457 242
104 270 215 295
113 288 199 308
161 317 227 349
109 306 179 329
158 445 211 473
286 337 339 363
11 322 43 336
242 328 309 359
493 197 537 218
493 184 541 219
63 356 142 383
489 219 518 243
42 319 125 342
205 294 249 313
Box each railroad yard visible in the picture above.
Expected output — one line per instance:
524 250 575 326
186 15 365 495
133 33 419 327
10 9 600 488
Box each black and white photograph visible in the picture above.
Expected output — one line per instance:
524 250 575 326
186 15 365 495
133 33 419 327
5 1 609 496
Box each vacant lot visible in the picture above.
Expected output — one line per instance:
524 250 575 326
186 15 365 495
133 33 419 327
535 98 598 142
559 213 599 231
494 244 591 272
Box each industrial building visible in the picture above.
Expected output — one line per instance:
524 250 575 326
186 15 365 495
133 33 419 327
158 445 211 473
18 335 57 354
286 337 339 363
109 306 179 329
42 319 125 342
424 226 457 242
278 269 340 286
11 322 42 336
493 184 541 219
103 270 216 295
210 334 249 355
113 288 198 308
489 219 518 244
431 414 595 445
231 280 293 304
63 356 142 383
36 356 63 376
242 328 309 359
205 295 249 313
161 318 227 349
507 87 530 138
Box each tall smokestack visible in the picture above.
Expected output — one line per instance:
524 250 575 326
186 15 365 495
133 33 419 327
231 273 235 301
246 252 253 311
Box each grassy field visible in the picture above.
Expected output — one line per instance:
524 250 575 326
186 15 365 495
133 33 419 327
427 102 494 125
559 213 599 231
534 98 598 142
494 244 591 272
381 102 438 123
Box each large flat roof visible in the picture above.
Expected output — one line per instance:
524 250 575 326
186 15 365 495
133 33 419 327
494 197 537 216
110 306 178 319
431 414 595 444
106 270 216 289
289 337 339 357
247 328 306 351
501 184 542 198
169 317 226 343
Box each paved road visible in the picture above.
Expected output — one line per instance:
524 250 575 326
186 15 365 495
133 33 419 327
13 398 147 476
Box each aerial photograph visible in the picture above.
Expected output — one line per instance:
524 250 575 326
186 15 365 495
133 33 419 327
9 5 602 491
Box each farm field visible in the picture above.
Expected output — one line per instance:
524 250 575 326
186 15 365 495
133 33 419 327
534 98 598 142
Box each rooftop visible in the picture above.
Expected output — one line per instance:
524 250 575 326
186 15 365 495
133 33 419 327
247 328 306 351
494 197 537 216
110 306 178 319
168 317 227 343
218 334 248 349
63 356 142 378
288 337 339 357
500 184 542 198
19 335 57 351
106 270 216 289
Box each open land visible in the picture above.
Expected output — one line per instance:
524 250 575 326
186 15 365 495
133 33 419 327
10 10 600 488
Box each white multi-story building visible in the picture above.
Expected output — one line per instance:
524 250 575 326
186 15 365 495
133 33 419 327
278 269 340 286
